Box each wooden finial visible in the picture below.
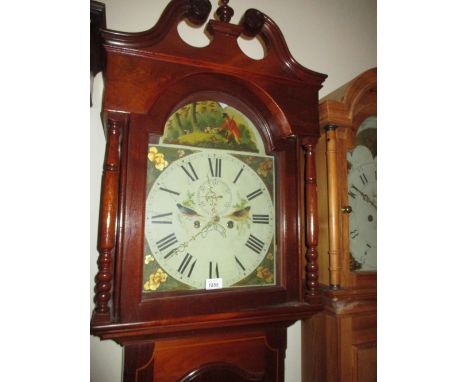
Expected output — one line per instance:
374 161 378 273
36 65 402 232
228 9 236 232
216 0 234 23
187 0 212 25
241 9 265 37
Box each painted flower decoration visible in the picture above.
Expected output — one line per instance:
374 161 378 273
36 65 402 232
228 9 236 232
256 266 273 283
257 159 272 177
143 268 168 291
245 156 255 165
144 254 155 265
266 252 274 261
148 147 168 171
177 149 185 158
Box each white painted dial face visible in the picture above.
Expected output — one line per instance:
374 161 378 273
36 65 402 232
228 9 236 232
145 148 275 290
347 145 377 271
347 115 377 272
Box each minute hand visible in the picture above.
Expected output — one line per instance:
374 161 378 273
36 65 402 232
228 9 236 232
165 219 215 258
351 185 377 209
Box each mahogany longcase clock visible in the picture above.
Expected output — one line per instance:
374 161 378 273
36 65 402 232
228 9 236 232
91 1 327 381
302 68 377 382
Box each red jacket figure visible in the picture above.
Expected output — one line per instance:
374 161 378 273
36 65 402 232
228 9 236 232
221 113 241 144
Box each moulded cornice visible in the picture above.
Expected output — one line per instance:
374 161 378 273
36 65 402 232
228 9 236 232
319 67 377 130
100 0 326 87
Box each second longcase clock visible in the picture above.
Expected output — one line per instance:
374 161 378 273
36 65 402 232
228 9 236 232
303 67 377 382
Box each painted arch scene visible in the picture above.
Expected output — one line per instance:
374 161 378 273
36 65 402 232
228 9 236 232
161 100 265 154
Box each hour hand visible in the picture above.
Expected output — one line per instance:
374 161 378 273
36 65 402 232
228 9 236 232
176 203 201 217
351 185 377 210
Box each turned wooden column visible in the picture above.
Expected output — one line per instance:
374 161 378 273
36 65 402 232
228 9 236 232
325 124 342 289
303 140 320 298
93 117 122 322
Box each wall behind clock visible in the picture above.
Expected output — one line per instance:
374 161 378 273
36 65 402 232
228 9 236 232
90 1 376 381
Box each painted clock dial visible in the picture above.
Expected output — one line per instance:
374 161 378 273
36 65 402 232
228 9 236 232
143 101 276 292
347 116 377 272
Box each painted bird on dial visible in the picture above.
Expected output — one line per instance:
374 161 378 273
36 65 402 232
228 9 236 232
176 203 201 217
225 206 250 221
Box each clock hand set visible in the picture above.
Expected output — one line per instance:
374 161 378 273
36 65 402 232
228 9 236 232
165 218 216 258
351 185 377 210
166 211 227 258
169 176 259 260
